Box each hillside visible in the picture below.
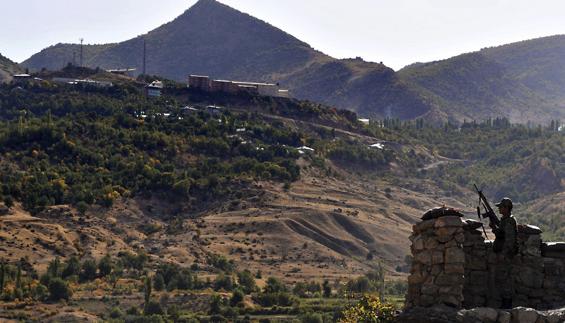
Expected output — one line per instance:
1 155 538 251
399 36 565 123
22 0 432 121
1 72 565 320
0 53 21 83
482 35 565 101
0 72 443 277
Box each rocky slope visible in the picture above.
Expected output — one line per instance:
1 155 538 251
0 53 21 83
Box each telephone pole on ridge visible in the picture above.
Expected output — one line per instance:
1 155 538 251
80 38 84 67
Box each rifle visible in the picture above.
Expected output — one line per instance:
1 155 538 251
474 184 501 239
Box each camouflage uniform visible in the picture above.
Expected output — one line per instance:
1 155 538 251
493 213 518 302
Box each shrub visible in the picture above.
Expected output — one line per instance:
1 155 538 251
339 294 395 323
144 300 164 315
80 259 97 282
153 273 165 291
48 277 72 301
33 283 48 301
208 254 235 273
98 255 113 277
264 277 286 293
110 306 123 319
237 270 257 294
209 294 223 315
230 288 244 307
300 312 323 323
3 196 13 209
62 256 81 279
214 273 234 292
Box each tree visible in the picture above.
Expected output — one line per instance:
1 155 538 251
98 255 113 277
0 262 5 296
80 259 97 282
62 256 81 279
230 288 244 307
143 276 152 315
322 280 332 298
214 273 234 292
3 196 14 209
48 278 72 301
76 201 88 215
47 257 62 278
144 300 164 315
33 283 48 301
264 277 286 293
14 265 22 299
237 270 257 294
209 294 223 315
153 273 165 291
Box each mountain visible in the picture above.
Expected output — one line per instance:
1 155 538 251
0 52 21 83
481 35 565 102
399 35 565 123
22 1 565 123
22 0 432 121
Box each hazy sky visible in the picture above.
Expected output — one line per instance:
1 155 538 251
2 0 565 70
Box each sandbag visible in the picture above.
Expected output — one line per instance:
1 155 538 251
421 207 464 220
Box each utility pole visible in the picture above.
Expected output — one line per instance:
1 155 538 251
142 38 147 76
79 38 84 67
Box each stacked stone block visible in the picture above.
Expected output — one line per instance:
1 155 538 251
406 216 466 309
541 243 565 309
462 220 488 308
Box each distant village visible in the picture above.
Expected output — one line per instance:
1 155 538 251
11 70 291 100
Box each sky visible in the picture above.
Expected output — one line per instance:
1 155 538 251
2 0 565 70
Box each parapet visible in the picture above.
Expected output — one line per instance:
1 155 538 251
406 208 565 311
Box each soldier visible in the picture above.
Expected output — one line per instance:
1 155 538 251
491 197 518 309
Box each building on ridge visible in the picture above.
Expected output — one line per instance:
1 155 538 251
146 80 163 97
188 74 291 98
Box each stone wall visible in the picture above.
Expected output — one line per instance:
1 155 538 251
406 216 466 308
406 214 565 311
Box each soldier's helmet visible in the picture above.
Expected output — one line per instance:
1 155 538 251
495 197 513 210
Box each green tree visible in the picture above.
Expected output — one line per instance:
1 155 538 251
322 280 332 298
144 276 152 315
144 300 164 315
237 270 257 294
33 283 48 301
230 288 244 307
264 277 286 293
209 294 223 315
80 259 97 282
47 257 62 278
62 256 81 279
48 278 72 301
0 262 5 296
339 294 394 323
214 273 234 292
153 273 165 291
98 255 113 277
3 196 14 209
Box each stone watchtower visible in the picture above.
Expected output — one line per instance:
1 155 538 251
406 207 565 313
